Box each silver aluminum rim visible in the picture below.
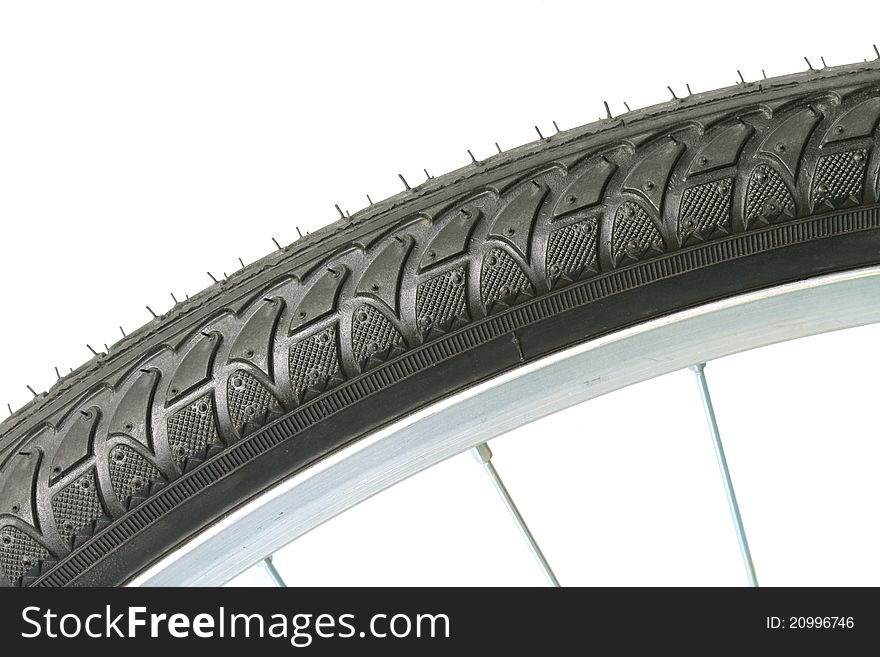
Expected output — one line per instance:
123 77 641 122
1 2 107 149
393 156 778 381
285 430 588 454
131 265 880 586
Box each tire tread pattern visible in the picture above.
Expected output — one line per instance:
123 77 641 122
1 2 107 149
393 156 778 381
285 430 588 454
2 64 880 586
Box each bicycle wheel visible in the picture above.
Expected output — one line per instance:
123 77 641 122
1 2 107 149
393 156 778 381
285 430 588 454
2 60 880 586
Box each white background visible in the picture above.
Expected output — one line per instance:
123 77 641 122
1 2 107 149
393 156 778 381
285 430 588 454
1 1 878 586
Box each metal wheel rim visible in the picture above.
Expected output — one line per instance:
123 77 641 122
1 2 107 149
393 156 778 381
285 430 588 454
132 265 880 586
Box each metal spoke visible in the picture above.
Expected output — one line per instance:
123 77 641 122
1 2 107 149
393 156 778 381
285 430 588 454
260 556 287 587
471 443 561 587
690 363 759 587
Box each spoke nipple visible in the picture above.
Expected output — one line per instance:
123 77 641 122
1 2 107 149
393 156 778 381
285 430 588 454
471 442 493 465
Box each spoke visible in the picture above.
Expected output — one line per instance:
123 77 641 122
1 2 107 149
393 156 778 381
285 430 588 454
471 443 561 587
690 363 759 587
260 556 287 587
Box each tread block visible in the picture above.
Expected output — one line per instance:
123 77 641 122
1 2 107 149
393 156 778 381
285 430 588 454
419 207 481 272
821 97 880 146
288 325 342 402
611 201 663 266
416 267 469 339
758 107 821 178
546 218 599 288
355 236 413 314
228 297 284 377
109 369 160 449
226 370 283 438
166 332 221 404
745 164 796 229
480 247 533 312
0 450 41 528
351 304 405 371
49 407 101 484
0 526 49 586
108 445 163 510
51 469 104 546
678 178 733 245
488 181 548 261
811 149 869 210
289 266 349 332
686 122 753 177
166 394 220 470
622 138 685 213
553 158 617 218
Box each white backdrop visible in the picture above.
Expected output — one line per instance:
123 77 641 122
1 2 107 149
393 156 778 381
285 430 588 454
1 0 877 586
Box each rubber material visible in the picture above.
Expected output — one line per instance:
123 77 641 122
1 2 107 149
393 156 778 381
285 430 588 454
2 61 880 586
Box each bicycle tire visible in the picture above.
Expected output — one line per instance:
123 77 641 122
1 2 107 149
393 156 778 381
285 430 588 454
3 61 880 587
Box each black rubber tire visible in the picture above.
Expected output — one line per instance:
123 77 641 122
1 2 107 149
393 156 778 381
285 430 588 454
3 61 880 587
